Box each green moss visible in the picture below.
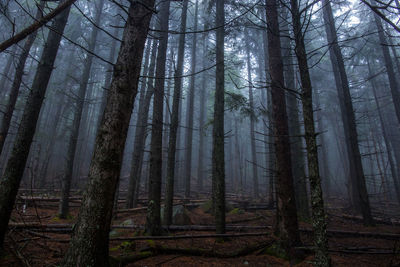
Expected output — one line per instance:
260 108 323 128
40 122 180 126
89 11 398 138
229 208 244 215
52 213 74 222
146 239 156 248
200 200 213 213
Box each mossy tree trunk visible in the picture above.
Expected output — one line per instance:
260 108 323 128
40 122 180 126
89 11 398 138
290 0 331 264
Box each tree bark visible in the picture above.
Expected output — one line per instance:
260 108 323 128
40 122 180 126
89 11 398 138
265 0 301 256
146 0 171 236
289 0 331 264
213 0 226 234
0 0 72 250
60 1 155 265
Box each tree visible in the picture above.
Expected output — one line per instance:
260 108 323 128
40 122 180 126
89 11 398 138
164 0 188 226
145 0 171 236
322 0 373 224
183 0 199 198
265 0 301 257
59 0 105 218
0 0 72 250
244 28 259 198
213 0 226 235
60 1 155 265
0 1 44 156
289 0 331 264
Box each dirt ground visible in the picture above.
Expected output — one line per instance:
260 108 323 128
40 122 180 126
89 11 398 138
1 196 399 266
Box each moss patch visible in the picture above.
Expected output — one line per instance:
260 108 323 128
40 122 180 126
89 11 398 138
229 208 244 215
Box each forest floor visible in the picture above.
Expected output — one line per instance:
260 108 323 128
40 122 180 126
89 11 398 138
1 193 400 266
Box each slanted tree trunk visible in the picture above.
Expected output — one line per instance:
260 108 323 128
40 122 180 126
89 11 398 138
0 2 44 156
265 0 301 256
322 0 373 224
60 1 155 265
164 0 188 226
58 0 105 218
213 0 226 234
126 39 158 209
0 45 16 99
146 0 171 236
183 0 199 198
0 0 72 250
290 0 331 264
244 28 259 198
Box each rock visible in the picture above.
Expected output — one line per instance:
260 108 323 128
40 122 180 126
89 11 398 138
121 218 134 226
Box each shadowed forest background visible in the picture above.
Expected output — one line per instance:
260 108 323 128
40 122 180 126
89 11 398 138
0 0 399 266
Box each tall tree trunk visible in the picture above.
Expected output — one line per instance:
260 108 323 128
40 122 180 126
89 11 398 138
197 22 209 192
373 11 400 125
265 0 301 256
260 7 275 206
164 0 188 225
61 1 155 265
58 0 105 218
126 39 158 208
146 0 170 236
0 2 44 156
213 0 226 234
280 8 309 218
0 0 72 250
183 0 199 198
244 29 259 198
322 0 373 224
290 0 331 264
368 60 400 204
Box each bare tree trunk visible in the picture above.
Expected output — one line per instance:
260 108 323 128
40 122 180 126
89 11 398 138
126 39 158 208
0 0 72 250
0 2 44 156
290 0 331 264
322 0 373 224
183 0 199 198
58 0 105 218
265 0 301 256
280 8 309 218
164 0 188 226
197 22 209 192
146 0 171 236
60 1 155 265
244 29 259 198
213 0 226 234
